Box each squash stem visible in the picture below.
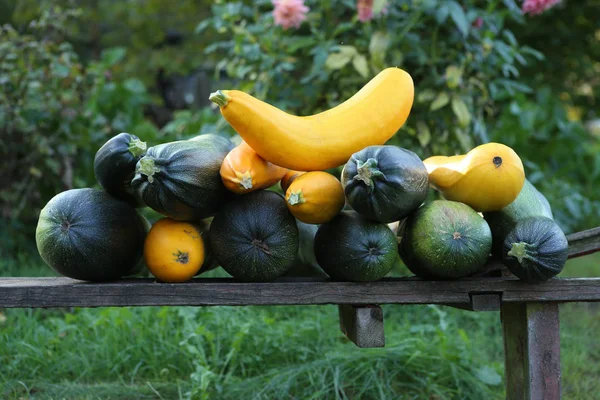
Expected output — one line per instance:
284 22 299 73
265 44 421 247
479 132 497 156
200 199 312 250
137 157 160 183
128 137 147 158
355 158 386 193
507 242 534 264
287 190 306 206
209 90 231 107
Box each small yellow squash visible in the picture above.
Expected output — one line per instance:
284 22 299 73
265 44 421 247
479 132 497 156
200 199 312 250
209 67 414 171
220 141 287 194
280 170 306 193
143 218 205 282
285 171 345 224
423 142 525 212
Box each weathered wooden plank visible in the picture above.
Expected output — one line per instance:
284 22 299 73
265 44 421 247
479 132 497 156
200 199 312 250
567 226 600 259
1 277 600 308
502 302 561 400
444 293 502 312
338 305 385 348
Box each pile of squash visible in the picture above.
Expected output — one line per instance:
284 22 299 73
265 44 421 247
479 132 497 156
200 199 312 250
35 67 569 284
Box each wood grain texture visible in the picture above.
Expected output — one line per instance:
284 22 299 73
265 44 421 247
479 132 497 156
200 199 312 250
567 226 600 259
338 305 385 348
2 277 600 308
502 302 561 400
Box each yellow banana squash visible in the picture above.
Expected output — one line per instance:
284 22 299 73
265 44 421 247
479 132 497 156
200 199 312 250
209 67 414 171
423 142 525 212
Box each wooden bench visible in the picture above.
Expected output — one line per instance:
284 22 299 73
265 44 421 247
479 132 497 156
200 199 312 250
2 226 599 399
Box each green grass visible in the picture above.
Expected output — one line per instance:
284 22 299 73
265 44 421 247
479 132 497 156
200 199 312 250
1 253 599 399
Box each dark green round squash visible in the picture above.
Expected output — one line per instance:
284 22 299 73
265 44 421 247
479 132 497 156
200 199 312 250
341 145 429 223
399 200 492 279
209 190 299 282
131 136 231 221
35 188 147 281
502 217 568 283
190 133 235 152
314 210 397 281
94 132 147 207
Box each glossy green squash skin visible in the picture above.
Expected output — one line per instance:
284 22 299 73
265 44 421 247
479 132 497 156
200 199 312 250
341 145 429 223
483 179 553 257
314 210 397 282
209 190 299 282
399 200 492 279
94 132 147 207
35 188 147 281
131 136 231 221
502 217 568 283
285 220 328 278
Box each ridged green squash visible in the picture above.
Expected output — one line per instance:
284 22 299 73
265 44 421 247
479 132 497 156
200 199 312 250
35 188 147 281
502 217 568 283
209 190 299 281
341 145 429 223
94 132 147 207
399 200 492 279
314 210 397 281
483 179 553 257
132 136 231 221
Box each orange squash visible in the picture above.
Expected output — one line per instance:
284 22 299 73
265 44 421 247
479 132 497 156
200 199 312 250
220 141 287 194
285 171 345 224
280 170 306 192
143 218 205 282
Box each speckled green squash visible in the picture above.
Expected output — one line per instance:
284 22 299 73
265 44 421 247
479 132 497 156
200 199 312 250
314 210 397 282
399 200 492 279
209 190 299 282
35 188 147 281
502 217 568 283
132 136 231 221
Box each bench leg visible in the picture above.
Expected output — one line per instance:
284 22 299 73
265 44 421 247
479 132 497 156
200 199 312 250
501 302 561 400
338 304 385 348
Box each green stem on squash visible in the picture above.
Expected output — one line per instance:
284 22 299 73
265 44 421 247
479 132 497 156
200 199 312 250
128 137 147 158
287 190 305 206
507 242 537 264
138 157 160 183
354 158 386 193
209 90 231 107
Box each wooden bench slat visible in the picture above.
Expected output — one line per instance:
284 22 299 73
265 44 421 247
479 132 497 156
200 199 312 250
567 226 600 258
1 277 600 308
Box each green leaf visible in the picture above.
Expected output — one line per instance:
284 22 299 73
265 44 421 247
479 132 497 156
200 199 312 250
373 0 388 15
417 89 436 103
430 92 450 111
352 54 369 78
448 1 469 36
101 47 126 66
416 121 431 147
475 366 502 386
451 96 471 127
445 65 462 89
325 46 356 70
369 31 390 65
123 78 145 94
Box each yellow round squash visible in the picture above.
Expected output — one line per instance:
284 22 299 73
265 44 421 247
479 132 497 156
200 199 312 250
143 218 205 282
209 67 414 171
423 142 525 212
280 170 306 193
285 171 345 224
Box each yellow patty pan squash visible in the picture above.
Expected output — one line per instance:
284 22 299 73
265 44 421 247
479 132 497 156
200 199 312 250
423 143 525 212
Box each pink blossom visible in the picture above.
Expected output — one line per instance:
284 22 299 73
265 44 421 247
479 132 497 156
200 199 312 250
522 0 561 15
272 0 309 30
357 0 374 23
472 17 483 29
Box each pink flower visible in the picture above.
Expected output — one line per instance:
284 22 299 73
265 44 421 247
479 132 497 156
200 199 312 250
357 0 374 22
272 0 309 30
522 0 561 15
472 17 483 29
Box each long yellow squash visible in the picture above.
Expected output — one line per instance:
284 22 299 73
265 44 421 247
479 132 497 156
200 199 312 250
209 67 414 171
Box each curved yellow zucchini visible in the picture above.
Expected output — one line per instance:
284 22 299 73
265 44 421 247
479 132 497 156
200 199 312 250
209 67 414 171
